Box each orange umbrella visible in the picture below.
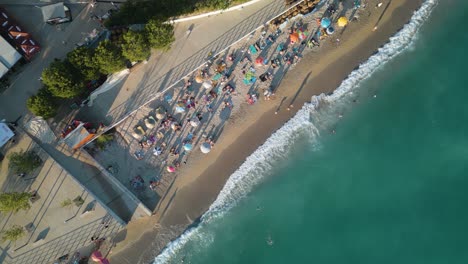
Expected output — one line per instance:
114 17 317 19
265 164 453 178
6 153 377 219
289 32 299 43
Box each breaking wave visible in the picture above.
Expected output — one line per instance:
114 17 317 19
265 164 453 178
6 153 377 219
154 0 439 263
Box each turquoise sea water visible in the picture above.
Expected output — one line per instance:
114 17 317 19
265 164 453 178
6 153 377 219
155 0 468 263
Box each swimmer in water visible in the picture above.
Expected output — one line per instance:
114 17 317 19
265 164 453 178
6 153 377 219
267 235 274 246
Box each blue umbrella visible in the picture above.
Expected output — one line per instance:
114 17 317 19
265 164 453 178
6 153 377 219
326 26 335 35
184 143 193 151
321 17 331 28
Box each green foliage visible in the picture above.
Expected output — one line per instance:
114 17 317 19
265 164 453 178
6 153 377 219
95 133 114 150
73 196 84 207
0 192 32 213
145 19 175 50
60 198 73 208
122 30 151 62
105 0 245 27
26 88 58 118
41 59 85 98
195 0 230 11
8 150 42 174
94 40 127 74
67 47 101 81
1 225 25 244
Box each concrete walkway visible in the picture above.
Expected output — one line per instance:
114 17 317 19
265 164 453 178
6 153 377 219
77 0 287 125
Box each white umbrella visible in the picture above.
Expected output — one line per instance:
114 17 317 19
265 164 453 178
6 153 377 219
203 82 212 89
200 142 211 154
190 119 200 127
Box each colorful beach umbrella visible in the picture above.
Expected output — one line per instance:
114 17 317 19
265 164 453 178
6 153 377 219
195 75 203 83
91 251 110 264
200 142 211 154
183 143 193 151
326 26 335 35
289 32 299 43
337 17 348 27
175 103 185 113
203 81 212 89
190 119 200 127
255 57 264 65
321 17 331 28
155 106 166 120
167 166 176 172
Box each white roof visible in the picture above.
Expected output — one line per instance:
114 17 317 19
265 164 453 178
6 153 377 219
0 35 21 69
0 123 14 147
0 62 8 78
41 2 65 22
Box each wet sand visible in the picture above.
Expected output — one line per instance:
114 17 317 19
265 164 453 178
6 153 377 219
109 0 424 263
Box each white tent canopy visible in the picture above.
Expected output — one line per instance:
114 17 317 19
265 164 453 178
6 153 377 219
0 123 14 147
41 3 66 22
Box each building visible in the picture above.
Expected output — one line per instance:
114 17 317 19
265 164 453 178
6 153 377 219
0 35 22 78
0 7 40 61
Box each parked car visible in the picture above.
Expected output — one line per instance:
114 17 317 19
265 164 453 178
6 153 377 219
46 5 72 25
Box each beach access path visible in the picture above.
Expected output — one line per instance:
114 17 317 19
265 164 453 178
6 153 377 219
107 0 425 263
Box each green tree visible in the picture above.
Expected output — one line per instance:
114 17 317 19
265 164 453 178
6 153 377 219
41 59 85 98
145 19 175 50
95 133 114 150
94 40 127 74
122 30 151 62
26 88 58 118
0 192 32 213
1 225 25 244
67 47 101 81
8 150 42 174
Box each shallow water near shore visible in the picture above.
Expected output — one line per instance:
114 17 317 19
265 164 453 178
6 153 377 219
154 0 468 263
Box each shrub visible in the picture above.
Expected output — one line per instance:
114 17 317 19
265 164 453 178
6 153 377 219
94 40 127 74
95 133 114 150
0 192 32 213
26 88 58 118
60 199 73 208
8 150 42 174
73 196 84 207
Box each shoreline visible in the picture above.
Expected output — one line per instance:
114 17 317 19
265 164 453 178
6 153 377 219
109 0 425 263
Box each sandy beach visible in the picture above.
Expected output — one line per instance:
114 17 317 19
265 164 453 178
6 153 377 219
108 0 424 263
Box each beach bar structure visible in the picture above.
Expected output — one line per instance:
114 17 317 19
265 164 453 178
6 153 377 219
0 7 40 60
62 120 96 150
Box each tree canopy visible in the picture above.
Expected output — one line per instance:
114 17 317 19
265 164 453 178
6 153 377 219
0 192 32 213
8 150 42 174
145 19 175 50
41 59 85 98
27 88 58 118
1 225 25 244
67 47 101 81
122 30 151 62
94 40 127 74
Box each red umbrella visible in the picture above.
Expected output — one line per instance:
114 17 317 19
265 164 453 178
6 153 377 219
255 57 264 65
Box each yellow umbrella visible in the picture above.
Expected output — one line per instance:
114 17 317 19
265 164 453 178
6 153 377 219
337 17 348 27
195 75 203 83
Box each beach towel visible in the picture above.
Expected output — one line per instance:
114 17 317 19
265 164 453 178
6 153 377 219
212 73 222 81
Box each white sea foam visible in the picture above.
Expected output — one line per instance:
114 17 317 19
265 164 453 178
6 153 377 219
154 1 439 263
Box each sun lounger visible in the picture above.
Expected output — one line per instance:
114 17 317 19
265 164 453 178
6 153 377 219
144 116 156 129
132 126 145 140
